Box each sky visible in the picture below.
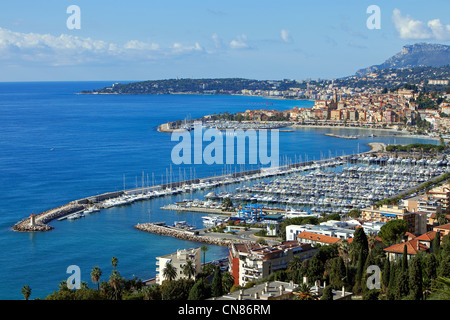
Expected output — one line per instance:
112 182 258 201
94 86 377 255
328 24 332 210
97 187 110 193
0 0 449 82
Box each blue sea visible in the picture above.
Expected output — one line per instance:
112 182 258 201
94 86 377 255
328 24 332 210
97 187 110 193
0 82 437 299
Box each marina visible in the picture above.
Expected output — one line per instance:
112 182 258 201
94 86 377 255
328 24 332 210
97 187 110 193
13 140 450 233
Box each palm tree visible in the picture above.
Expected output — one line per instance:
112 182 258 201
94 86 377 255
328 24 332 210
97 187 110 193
109 270 122 300
338 239 350 266
111 256 118 270
201 245 209 267
435 276 450 299
90 266 103 291
367 234 378 254
163 262 178 282
21 285 31 300
222 271 235 293
58 280 69 291
295 283 315 300
182 260 196 280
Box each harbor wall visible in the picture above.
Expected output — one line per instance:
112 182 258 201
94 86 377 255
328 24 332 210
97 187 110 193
134 223 252 246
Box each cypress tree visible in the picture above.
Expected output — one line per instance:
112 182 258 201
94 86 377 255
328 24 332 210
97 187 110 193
353 247 364 295
395 270 409 300
402 244 408 272
352 228 369 263
433 232 441 258
426 253 438 280
211 266 223 297
387 262 397 300
382 258 390 291
408 257 423 300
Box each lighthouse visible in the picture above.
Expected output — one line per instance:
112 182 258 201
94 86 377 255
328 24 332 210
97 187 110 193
30 213 36 227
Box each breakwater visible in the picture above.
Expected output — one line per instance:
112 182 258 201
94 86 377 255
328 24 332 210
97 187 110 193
134 223 250 246
324 133 357 139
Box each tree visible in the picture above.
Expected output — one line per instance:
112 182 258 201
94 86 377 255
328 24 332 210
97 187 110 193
408 256 423 300
161 278 194 300
337 239 351 266
21 285 31 300
353 247 365 295
433 231 441 258
378 219 409 246
295 283 315 300
382 258 390 291
188 278 211 300
111 256 118 270
211 266 223 297
348 209 361 219
351 228 369 264
182 260 196 280
163 262 178 282
402 244 409 273
109 270 122 300
363 289 380 300
329 257 346 289
442 234 450 257
222 271 235 294
90 266 102 291
434 277 450 299
394 270 409 300
426 253 438 280
201 245 209 268
307 254 325 283
320 285 333 300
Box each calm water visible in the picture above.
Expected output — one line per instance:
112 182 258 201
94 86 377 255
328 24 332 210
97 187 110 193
0 82 436 299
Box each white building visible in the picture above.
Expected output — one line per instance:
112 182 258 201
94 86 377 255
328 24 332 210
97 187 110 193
285 219 385 242
156 247 202 285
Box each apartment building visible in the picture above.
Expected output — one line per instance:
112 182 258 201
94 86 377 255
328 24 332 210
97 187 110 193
155 247 202 285
228 241 317 287
360 205 425 235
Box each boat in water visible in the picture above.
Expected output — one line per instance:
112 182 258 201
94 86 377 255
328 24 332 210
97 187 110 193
67 213 85 221
83 206 100 214
173 220 196 230
202 216 224 226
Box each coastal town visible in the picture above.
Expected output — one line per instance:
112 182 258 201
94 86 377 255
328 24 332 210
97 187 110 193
159 76 450 138
15 53 450 303
16 66 450 302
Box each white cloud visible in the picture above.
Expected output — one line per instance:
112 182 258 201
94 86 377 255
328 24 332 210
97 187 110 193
172 42 203 54
0 27 205 66
392 9 450 40
229 34 249 49
427 19 450 41
281 29 291 43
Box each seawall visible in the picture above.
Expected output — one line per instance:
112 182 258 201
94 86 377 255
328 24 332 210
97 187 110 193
134 223 252 246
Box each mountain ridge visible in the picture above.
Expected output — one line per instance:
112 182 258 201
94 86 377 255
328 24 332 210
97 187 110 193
356 43 450 76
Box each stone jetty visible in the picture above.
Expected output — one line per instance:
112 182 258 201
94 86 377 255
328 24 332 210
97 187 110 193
12 202 86 232
134 223 254 247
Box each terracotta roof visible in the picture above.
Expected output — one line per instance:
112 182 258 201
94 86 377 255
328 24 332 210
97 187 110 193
434 223 450 231
415 231 436 242
384 240 419 255
297 231 341 244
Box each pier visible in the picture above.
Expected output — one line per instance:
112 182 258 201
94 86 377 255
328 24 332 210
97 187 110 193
12 142 386 232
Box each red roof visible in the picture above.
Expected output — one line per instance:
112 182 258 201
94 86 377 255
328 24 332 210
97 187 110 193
415 231 436 242
297 231 341 244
